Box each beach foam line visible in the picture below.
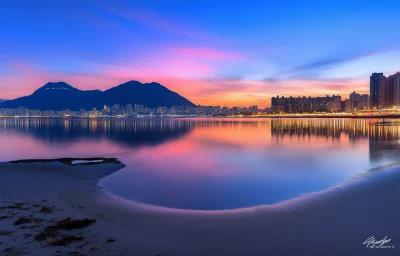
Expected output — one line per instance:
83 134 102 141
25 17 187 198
71 159 104 165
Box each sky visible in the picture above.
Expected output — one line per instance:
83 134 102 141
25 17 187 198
1 0 400 108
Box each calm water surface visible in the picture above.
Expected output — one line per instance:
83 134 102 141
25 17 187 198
1 118 399 210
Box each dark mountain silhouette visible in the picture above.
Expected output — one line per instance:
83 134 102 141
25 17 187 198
103 81 194 108
0 99 7 103
0 81 195 111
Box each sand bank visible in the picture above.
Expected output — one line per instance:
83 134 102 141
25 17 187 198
1 159 399 256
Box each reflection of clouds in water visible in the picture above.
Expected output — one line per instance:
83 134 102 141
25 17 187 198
197 138 245 149
3 117 400 209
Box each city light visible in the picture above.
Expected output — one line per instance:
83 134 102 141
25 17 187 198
1 72 400 118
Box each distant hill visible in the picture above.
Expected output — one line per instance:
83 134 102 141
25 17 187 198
0 81 195 111
0 99 7 104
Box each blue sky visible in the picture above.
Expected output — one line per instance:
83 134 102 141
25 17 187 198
1 0 400 107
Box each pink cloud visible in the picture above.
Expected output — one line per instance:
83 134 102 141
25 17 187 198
0 69 370 108
101 60 214 80
0 54 369 109
0 60 38 73
77 46 221 80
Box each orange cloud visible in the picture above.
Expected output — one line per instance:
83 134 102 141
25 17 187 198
0 54 369 108
0 70 369 108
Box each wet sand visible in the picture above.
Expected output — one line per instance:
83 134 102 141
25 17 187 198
0 159 399 256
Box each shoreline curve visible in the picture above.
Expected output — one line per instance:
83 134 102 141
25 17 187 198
1 158 399 256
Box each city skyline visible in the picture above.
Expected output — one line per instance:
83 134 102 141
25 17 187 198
269 70 400 113
2 0 400 108
0 70 395 110
2 2 400 255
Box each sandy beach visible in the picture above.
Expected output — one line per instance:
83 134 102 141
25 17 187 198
1 159 400 256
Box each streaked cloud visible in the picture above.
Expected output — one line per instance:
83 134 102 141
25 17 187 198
2 0 400 108
98 2 214 40
266 49 393 81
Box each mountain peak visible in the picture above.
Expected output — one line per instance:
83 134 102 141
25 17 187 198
147 82 162 86
116 81 164 88
42 82 75 89
118 80 143 87
2 80 195 111
33 82 79 95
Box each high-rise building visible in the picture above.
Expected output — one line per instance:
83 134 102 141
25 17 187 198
370 73 387 108
125 104 133 116
349 91 360 110
387 75 395 107
380 77 388 108
347 92 369 110
271 95 341 113
389 72 400 106
112 103 121 115
344 99 354 112
103 105 110 113
134 104 145 114
330 95 342 111
349 91 361 101
359 94 370 110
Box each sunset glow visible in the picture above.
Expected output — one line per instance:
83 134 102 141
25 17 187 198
1 1 400 107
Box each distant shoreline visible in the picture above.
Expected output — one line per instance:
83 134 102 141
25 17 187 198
1 114 400 119
245 114 400 119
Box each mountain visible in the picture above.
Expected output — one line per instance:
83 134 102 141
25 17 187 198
0 99 7 104
0 81 195 111
103 81 194 108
